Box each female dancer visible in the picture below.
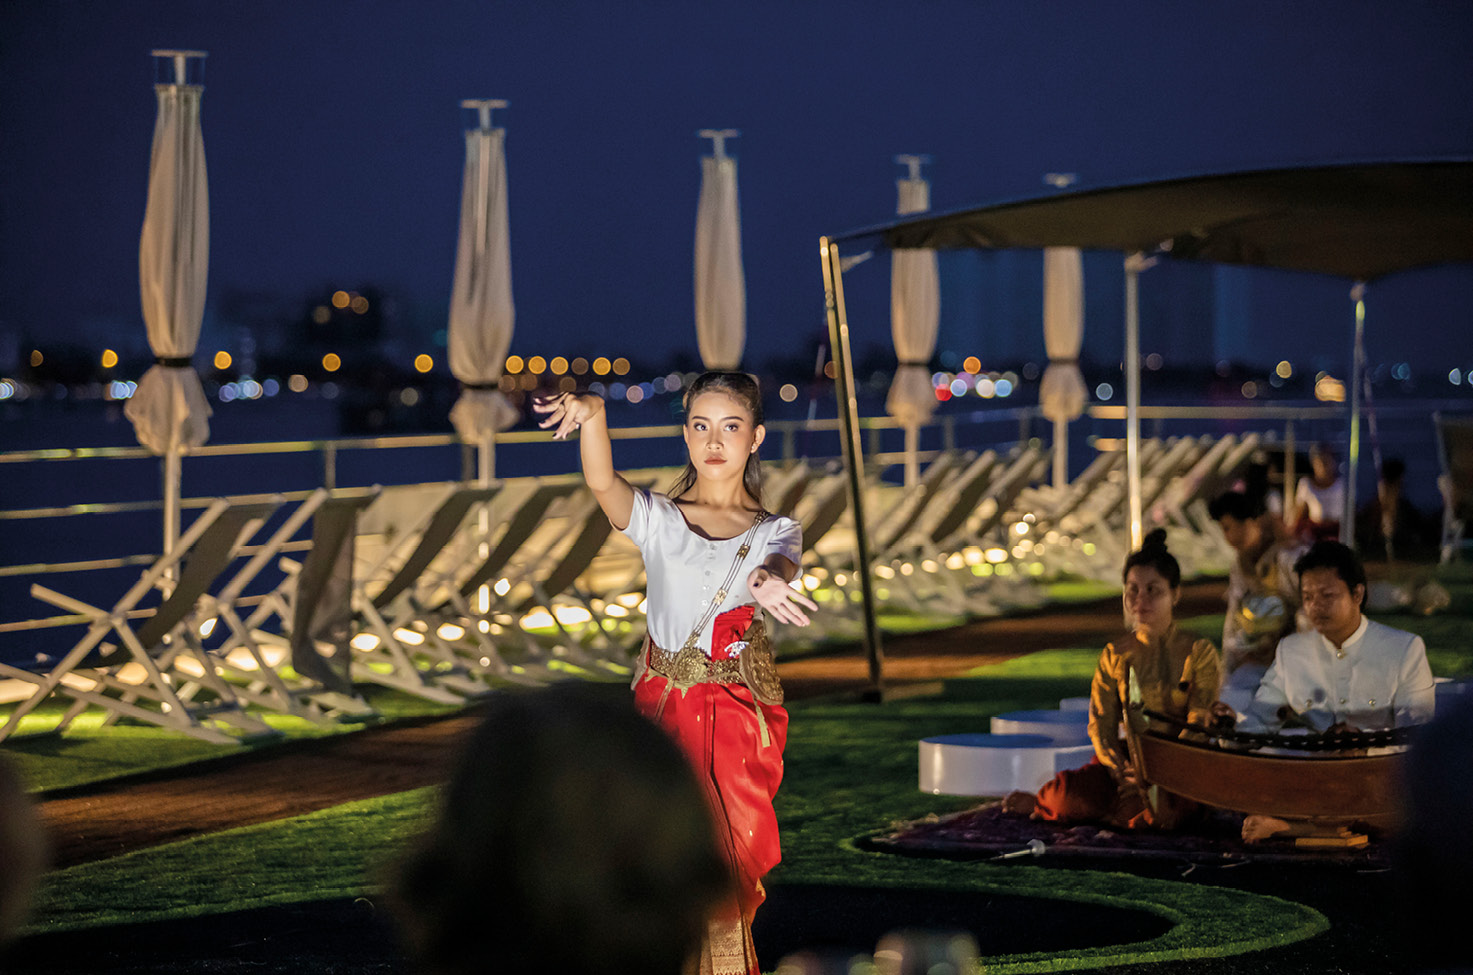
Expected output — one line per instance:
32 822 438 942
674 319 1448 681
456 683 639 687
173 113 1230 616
1005 529 1221 829
534 372 816 975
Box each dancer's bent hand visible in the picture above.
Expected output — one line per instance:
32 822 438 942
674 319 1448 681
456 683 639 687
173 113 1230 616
747 567 818 627
532 392 602 440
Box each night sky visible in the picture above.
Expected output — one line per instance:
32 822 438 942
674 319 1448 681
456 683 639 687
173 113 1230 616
3 0 1471 376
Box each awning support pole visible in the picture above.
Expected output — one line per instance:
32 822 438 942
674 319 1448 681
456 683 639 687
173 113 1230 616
1123 252 1155 552
819 236 883 693
1343 282 1367 547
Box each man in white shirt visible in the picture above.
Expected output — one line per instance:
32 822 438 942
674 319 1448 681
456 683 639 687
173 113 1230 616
1225 541 1436 843
1238 540 1435 735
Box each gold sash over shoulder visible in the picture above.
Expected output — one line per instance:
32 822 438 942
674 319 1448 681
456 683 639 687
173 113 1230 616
646 617 784 706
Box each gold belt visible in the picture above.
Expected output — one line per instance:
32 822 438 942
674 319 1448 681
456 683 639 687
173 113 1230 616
647 640 743 686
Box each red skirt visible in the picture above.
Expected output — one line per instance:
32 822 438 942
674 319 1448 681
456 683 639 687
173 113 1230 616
633 605 787 921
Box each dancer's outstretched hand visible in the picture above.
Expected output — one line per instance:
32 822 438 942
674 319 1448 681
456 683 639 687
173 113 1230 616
747 566 818 627
532 392 602 440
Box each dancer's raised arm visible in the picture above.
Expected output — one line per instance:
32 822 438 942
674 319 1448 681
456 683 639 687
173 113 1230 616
532 392 635 530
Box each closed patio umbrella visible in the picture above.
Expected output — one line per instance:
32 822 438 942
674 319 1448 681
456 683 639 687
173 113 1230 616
887 155 939 489
1040 246 1085 489
694 129 745 370
125 49 211 558
447 99 518 483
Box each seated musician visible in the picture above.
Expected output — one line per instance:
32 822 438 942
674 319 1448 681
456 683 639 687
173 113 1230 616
1216 540 1436 841
1005 530 1221 829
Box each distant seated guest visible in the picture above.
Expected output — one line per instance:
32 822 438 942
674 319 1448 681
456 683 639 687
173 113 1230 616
1004 530 1221 830
0 756 47 946
1236 540 1435 737
391 684 731 975
1356 458 1432 560
1291 442 1345 543
1207 490 1308 715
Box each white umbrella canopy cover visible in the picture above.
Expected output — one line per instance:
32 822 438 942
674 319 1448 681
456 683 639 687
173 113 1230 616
886 164 940 430
694 129 746 371
126 56 211 455
1039 246 1086 423
448 109 518 444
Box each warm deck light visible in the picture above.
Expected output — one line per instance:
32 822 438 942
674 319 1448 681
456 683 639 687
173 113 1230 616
332 290 350 309
288 374 308 393
962 356 981 374
213 351 231 370
350 295 369 314
437 623 466 641
322 353 341 372
571 357 589 375
414 354 433 373
528 355 548 374
779 383 798 402
612 357 630 376
1276 360 1293 379
494 578 511 596
1241 381 1258 399
505 355 524 373
592 357 611 375
29 350 42 367
550 356 569 375
313 306 331 324
101 349 118 369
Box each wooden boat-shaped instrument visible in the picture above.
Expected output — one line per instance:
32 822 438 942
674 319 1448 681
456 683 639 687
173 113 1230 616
1125 706 1412 825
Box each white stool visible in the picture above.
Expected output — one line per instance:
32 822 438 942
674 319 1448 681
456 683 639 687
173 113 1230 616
990 709 1090 746
918 733 1061 796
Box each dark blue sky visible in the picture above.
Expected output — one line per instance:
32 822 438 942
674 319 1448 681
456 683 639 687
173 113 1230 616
2 0 1470 375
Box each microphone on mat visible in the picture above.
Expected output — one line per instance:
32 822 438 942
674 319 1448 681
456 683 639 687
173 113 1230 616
994 838 1046 860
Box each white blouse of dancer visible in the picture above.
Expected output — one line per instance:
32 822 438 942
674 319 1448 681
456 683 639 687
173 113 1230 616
623 488 802 656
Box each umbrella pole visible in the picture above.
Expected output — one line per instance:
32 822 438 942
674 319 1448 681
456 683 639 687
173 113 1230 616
1124 253 1153 551
1343 283 1367 547
162 412 182 593
1053 418 1068 489
904 424 919 489
820 236 883 694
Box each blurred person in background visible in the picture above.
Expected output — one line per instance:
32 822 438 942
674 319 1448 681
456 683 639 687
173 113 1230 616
1208 490 1309 715
1292 443 1345 543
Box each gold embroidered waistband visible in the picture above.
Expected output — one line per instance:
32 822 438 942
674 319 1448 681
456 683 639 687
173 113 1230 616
647 640 743 687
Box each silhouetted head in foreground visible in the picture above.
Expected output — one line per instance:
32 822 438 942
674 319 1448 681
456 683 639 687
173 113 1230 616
392 684 731 975
0 756 46 946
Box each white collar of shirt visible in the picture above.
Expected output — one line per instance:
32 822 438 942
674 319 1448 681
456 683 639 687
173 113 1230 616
1318 614 1368 655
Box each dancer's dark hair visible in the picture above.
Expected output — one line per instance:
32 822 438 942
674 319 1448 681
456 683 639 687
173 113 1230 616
667 371 766 506
1122 528 1181 589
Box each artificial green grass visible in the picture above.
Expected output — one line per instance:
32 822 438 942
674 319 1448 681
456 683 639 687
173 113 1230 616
24 666 1328 974
3 686 460 794
17 565 1472 968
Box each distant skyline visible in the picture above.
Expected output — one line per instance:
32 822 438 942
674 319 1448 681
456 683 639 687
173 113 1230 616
2 0 1471 379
